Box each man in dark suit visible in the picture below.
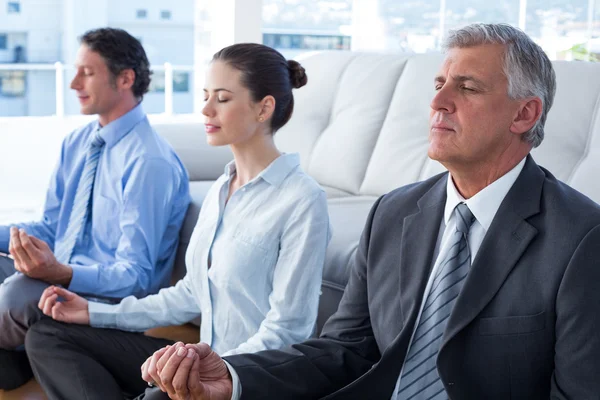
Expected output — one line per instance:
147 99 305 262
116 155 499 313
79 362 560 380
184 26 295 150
46 23 600 400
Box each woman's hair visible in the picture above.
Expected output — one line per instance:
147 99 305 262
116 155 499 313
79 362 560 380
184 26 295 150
212 43 308 133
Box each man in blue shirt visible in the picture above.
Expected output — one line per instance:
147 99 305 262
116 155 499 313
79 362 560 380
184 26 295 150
0 28 190 390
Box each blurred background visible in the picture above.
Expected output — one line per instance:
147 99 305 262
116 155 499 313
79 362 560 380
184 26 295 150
0 0 598 222
1 0 599 118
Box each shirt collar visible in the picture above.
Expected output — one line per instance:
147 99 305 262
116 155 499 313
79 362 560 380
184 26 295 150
223 153 301 187
95 103 146 148
444 157 527 231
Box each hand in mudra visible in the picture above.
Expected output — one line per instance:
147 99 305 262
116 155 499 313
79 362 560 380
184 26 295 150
38 285 90 325
142 342 233 400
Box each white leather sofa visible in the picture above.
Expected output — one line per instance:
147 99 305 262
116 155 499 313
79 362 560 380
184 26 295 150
154 51 600 334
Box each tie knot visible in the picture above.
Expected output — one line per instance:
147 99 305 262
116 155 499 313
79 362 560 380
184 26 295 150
90 129 105 148
455 203 475 235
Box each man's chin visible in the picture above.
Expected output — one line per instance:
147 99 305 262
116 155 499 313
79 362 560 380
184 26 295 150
79 107 95 116
427 147 445 163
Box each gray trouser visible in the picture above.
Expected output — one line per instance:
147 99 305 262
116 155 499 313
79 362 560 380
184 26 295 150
0 255 48 349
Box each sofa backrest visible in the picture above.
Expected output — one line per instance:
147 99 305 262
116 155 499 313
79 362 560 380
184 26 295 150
153 51 600 333
273 51 600 203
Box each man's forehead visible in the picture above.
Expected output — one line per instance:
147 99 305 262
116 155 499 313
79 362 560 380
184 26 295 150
437 45 505 79
75 46 105 67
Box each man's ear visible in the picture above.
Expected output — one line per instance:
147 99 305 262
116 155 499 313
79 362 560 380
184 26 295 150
117 69 136 92
257 95 276 122
510 97 543 135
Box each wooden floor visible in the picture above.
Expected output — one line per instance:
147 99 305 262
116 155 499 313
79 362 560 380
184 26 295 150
0 323 199 399
0 380 47 400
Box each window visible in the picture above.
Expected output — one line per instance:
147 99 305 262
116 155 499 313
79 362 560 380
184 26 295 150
0 35 7 50
136 9 147 19
149 71 190 93
0 71 26 97
7 2 20 13
161 10 172 20
262 0 352 58
173 71 189 92
526 0 589 60
263 32 351 51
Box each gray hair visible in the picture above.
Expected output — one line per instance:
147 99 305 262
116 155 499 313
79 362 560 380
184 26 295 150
442 23 556 148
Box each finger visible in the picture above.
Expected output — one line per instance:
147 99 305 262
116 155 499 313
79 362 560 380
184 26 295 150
38 286 56 310
156 342 184 373
191 342 213 360
51 286 78 301
14 261 23 273
19 230 43 262
51 302 64 321
151 345 178 391
28 235 50 251
7 228 16 258
187 357 205 396
9 227 26 267
143 346 168 383
141 359 149 382
160 345 189 395
42 293 59 317
38 286 60 312
172 348 196 399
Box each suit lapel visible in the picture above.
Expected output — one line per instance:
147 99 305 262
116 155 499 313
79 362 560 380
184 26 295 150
441 156 544 348
399 176 447 331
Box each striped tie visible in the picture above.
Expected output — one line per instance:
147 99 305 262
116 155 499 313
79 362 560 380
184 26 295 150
54 129 105 264
396 203 475 400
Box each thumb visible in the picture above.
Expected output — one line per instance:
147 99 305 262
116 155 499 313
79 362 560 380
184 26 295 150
188 357 209 396
192 342 213 359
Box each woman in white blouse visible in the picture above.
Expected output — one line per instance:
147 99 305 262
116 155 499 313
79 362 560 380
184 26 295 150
27 43 331 400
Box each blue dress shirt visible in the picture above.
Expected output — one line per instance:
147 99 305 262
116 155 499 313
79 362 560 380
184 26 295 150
89 153 331 356
0 104 190 299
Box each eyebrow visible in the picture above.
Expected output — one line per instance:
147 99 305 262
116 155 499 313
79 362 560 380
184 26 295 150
435 74 487 88
203 88 234 93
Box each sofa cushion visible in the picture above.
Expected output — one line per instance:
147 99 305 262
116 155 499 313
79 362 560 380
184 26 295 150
171 180 212 284
316 196 377 334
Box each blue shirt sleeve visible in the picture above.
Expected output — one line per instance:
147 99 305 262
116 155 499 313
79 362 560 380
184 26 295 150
68 157 187 298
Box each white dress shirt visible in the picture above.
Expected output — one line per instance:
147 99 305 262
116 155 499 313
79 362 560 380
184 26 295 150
89 153 331 357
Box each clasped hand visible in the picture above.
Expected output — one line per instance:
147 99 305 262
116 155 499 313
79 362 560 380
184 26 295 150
141 342 233 400
8 227 72 285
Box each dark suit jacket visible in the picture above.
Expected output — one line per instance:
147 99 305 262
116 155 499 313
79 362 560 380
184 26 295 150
226 156 600 399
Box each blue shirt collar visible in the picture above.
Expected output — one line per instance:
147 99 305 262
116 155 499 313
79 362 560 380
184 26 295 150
224 153 301 187
95 103 146 148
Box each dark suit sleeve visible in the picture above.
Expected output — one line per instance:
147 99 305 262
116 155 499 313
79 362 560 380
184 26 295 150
551 224 600 399
224 197 384 400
